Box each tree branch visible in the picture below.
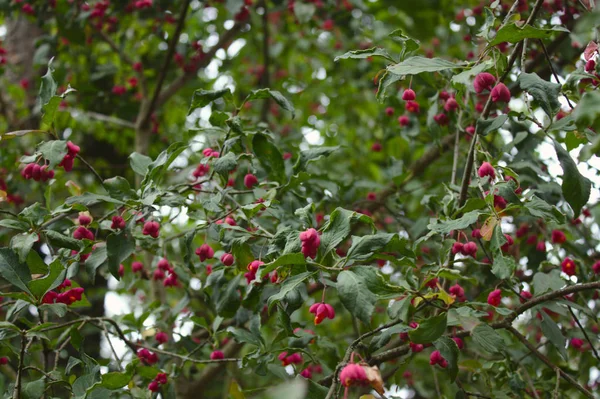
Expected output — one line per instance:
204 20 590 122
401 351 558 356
137 0 192 131
457 0 545 208
508 326 593 398
154 22 244 110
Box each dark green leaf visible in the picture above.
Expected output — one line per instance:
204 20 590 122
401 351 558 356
259 253 305 278
335 47 396 62
491 255 515 280
490 24 568 46
10 233 38 263
409 313 447 344
320 208 374 254
213 152 237 177
428 211 481 235
38 140 67 169
293 146 339 174
540 314 567 360
65 192 125 206
471 324 504 353
253 134 286 183
532 270 564 294
100 370 133 390
244 89 295 118
189 89 232 114
518 73 562 118
476 115 508 136
572 91 600 132
104 176 137 201
553 139 591 216
44 230 84 251
388 56 462 75
267 272 313 310
524 196 565 225
85 245 107 281
28 259 66 298
106 232 134 279
337 270 377 325
39 60 57 106
434 336 460 381
216 274 242 317
0 248 32 294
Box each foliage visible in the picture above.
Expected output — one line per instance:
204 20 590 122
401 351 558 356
0 0 600 398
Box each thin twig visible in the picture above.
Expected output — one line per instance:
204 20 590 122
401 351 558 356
508 326 593 398
13 333 26 399
458 0 546 208
567 305 600 361
138 0 192 130
75 154 104 185
537 39 574 109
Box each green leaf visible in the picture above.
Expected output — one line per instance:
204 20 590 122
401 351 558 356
216 274 242 317
490 24 568 46
100 370 133 390
409 313 447 344
267 272 313 310
347 233 412 261
532 269 564 294
65 192 125 206
244 89 295 118
106 232 134 279
104 176 137 201
39 59 57 107
451 61 493 87
540 314 567 360
40 302 68 317
434 336 460 381
38 140 67 169
144 142 188 185
0 248 32 295
23 378 46 399
471 324 504 353
28 259 66 298
320 208 374 255
388 296 411 320
388 56 462 75
85 245 108 281
253 134 286 183
227 326 263 347
476 115 508 136
44 230 84 251
572 91 600 132
517 73 562 118
10 233 38 263
293 146 339 174
259 253 305 278
491 255 516 280
188 88 232 114
0 219 30 231
388 29 420 58
524 196 565 225
335 47 396 63
293 2 315 23
428 211 481 235
553 139 591 216
376 69 404 102
213 152 237 177
40 96 62 130
337 270 377 325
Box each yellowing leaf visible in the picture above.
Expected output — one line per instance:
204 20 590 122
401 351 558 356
229 380 246 399
65 180 81 197
480 216 497 241
363 365 385 395
0 190 6 202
